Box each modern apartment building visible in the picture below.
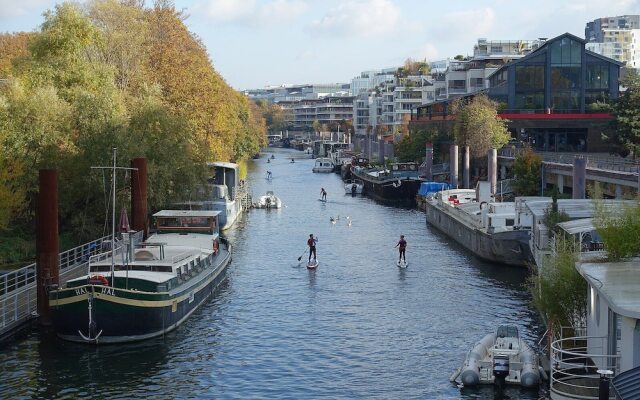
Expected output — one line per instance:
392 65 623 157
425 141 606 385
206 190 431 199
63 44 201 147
244 83 350 103
412 33 622 153
585 15 640 67
279 96 355 131
425 38 543 105
585 15 640 42
350 69 396 95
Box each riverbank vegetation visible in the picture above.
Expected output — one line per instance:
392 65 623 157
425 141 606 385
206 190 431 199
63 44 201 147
529 195 584 334
0 1 267 266
594 196 640 261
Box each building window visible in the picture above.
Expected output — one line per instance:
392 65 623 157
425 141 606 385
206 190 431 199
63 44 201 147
515 65 544 89
586 63 610 89
551 37 582 66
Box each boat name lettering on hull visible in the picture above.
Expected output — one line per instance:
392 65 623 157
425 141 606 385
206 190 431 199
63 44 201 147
75 287 87 296
101 286 115 296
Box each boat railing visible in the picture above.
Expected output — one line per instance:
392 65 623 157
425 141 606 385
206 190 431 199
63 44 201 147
0 235 112 337
172 251 196 264
550 329 619 399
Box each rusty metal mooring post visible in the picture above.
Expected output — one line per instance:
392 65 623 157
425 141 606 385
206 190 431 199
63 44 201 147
36 169 59 326
131 158 148 238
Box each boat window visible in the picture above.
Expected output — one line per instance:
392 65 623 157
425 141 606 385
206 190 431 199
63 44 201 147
506 219 515 226
496 326 518 338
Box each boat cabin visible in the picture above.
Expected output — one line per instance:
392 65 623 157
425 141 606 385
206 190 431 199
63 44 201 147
312 157 334 173
77 210 222 292
206 162 240 201
154 210 220 235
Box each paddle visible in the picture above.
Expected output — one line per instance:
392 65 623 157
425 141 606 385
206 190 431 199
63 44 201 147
297 251 306 262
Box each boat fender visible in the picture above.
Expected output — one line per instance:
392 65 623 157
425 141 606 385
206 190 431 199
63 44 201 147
538 365 548 381
213 239 219 255
519 345 541 388
449 367 462 382
392 179 402 188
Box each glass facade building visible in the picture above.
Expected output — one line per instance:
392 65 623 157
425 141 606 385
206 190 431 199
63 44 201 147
488 33 621 114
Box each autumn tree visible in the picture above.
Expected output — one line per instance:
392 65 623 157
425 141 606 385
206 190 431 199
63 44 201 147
0 32 33 77
604 70 640 158
453 94 510 158
512 146 541 196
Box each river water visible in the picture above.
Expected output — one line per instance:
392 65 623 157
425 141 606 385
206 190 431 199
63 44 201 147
0 148 546 399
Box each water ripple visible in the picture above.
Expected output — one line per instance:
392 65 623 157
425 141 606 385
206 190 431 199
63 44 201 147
0 149 545 399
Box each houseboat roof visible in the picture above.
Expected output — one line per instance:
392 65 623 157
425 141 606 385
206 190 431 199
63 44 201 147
557 218 595 235
578 260 640 319
206 161 238 170
525 199 633 219
153 210 221 218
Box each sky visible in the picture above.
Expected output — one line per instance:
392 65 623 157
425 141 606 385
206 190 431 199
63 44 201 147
0 0 639 90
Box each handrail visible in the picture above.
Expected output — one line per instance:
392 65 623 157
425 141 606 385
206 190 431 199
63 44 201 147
0 235 111 298
550 330 620 399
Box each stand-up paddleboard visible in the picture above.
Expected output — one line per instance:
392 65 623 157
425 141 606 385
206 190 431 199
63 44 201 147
397 260 408 268
307 259 319 269
318 199 326 203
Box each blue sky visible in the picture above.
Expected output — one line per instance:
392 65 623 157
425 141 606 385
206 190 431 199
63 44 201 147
1 0 639 90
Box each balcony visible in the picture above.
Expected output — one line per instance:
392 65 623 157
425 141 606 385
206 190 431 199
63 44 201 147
550 328 619 400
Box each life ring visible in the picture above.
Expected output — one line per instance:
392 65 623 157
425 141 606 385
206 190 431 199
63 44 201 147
88 275 109 286
213 239 219 255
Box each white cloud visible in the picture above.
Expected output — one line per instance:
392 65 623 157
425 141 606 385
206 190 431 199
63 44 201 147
259 0 308 22
309 0 401 38
200 0 307 27
0 0 56 19
203 0 256 22
435 7 495 40
417 43 439 61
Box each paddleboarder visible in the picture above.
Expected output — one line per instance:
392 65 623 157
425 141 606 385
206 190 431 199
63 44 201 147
320 187 327 201
307 234 318 263
395 235 407 264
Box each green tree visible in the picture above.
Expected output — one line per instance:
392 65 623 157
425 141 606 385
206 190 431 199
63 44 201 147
594 196 640 261
528 235 586 334
605 70 640 158
512 146 541 196
395 128 438 162
453 94 510 158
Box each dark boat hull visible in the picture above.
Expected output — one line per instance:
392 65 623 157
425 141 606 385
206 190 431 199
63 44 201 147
353 170 422 204
49 249 231 343
425 202 533 267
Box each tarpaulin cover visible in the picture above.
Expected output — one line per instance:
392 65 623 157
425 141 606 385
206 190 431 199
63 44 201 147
418 182 449 196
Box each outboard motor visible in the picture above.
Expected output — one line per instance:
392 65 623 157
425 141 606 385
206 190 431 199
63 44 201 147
493 355 509 399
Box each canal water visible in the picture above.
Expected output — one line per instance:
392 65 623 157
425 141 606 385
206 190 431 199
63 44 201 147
0 148 546 399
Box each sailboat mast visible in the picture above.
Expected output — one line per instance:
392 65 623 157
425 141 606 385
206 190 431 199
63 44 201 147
111 147 117 286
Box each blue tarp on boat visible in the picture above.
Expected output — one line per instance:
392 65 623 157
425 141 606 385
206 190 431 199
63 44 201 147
418 182 449 196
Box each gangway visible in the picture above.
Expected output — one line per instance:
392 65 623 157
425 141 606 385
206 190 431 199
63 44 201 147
0 233 142 341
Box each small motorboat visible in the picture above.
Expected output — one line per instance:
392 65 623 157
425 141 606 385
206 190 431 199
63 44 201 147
450 325 544 388
256 191 282 209
344 179 364 195
312 157 334 173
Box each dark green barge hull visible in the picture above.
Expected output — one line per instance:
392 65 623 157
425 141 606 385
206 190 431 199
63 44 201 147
49 248 231 344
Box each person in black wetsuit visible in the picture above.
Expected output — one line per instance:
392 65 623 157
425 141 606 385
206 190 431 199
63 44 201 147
307 234 317 262
395 235 407 263
320 188 327 201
